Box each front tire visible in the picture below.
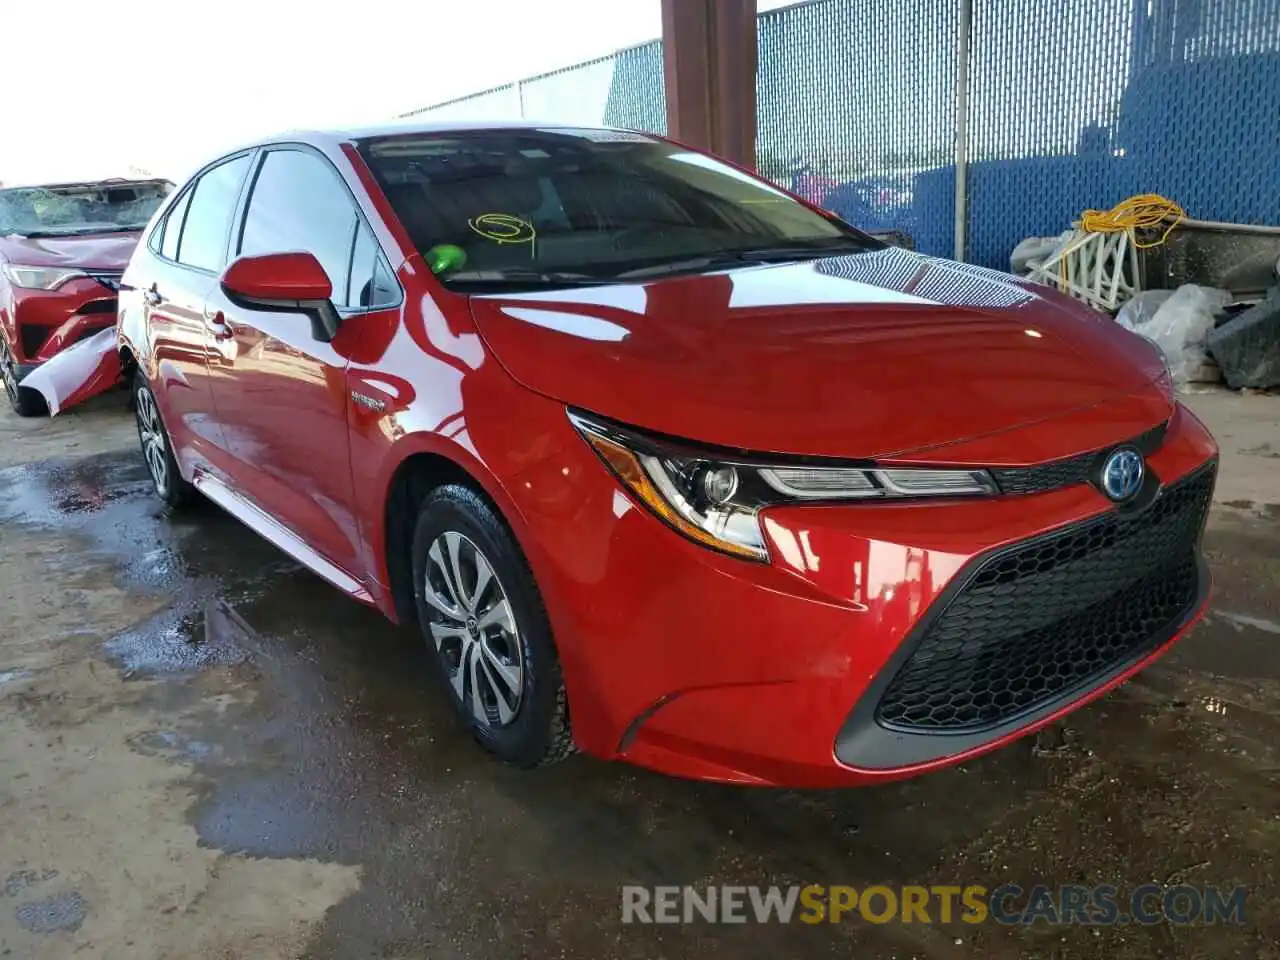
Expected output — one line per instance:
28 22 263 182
1 338 46 417
133 371 194 507
6 383 46 418
411 484 573 767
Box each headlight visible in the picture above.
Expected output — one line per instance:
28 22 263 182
1 264 89 290
569 411 997 562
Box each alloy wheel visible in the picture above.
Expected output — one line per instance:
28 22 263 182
0 338 18 402
422 530 525 728
135 386 169 496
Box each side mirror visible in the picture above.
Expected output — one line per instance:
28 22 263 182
220 252 341 343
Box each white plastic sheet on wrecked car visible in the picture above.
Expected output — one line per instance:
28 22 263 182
18 328 122 416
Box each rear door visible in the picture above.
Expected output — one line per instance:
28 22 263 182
133 152 252 477
202 145 395 575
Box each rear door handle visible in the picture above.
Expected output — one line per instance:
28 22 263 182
142 286 164 307
205 310 235 341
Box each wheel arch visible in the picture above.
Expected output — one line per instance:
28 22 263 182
380 440 532 627
118 341 139 382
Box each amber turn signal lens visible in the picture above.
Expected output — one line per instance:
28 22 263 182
581 432 764 560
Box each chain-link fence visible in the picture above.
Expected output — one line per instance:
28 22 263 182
403 41 667 131
403 0 1280 268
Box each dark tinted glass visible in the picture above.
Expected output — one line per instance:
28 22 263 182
178 154 250 271
370 257 399 307
159 188 192 261
358 128 877 290
239 149 359 306
347 223 398 308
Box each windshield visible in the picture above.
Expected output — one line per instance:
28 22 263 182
0 180 173 238
358 128 880 290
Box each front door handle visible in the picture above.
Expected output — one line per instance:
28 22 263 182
142 285 164 307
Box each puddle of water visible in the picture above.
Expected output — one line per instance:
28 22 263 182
0 455 150 524
4 870 57 897
1198 695 1230 716
0 669 36 687
104 598 255 679
14 891 88 934
130 729 218 762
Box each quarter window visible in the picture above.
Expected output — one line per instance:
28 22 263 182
348 222 399 308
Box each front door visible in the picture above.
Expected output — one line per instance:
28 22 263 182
203 146 381 576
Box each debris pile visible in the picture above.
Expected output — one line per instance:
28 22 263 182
1117 285 1230 385
1014 198 1280 393
1207 287 1280 390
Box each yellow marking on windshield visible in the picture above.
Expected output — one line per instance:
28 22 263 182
468 213 536 244
467 213 537 259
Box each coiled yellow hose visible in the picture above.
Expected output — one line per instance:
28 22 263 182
1079 194 1186 248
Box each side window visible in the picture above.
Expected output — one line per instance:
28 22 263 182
238 149 361 307
158 188 192 261
177 154 251 272
347 222 399 308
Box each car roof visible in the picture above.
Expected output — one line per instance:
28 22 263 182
244 118 642 151
0 177 173 191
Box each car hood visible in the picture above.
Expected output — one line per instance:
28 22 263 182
0 231 141 270
468 247 1169 460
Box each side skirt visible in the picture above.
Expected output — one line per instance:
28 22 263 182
191 469 374 605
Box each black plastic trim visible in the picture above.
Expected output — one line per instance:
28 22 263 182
616 693 681 753
991 420 1169 497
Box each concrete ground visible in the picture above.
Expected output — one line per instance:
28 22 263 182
0 387 1277 960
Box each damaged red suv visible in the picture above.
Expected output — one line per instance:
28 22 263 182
1 178 171 415
118 123 1217 786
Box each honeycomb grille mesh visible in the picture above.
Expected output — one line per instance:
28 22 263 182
875 462 1214 732
990 421 1168 496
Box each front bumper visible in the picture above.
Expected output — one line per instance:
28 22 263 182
5 279 119 366
834 459 1213 771
517 401 1218 787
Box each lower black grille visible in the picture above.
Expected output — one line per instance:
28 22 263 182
18 325 49 362
875 462 1215 732
78 298 118 315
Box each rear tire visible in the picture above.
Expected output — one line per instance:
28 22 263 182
410 484 574 767
132 371 195 507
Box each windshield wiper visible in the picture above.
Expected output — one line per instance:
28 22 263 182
78 225 144 235
445 269 615 288
734 241 877 262
613 243 874 280
11 226 141 239
614 255 746 280
8 230 69 239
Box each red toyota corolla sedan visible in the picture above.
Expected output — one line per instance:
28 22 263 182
1 178 171 414
117 122 1217 786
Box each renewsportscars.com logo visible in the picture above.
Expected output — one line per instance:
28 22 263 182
621 884 1247 926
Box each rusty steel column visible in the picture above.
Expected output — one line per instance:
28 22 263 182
661 0 758 168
